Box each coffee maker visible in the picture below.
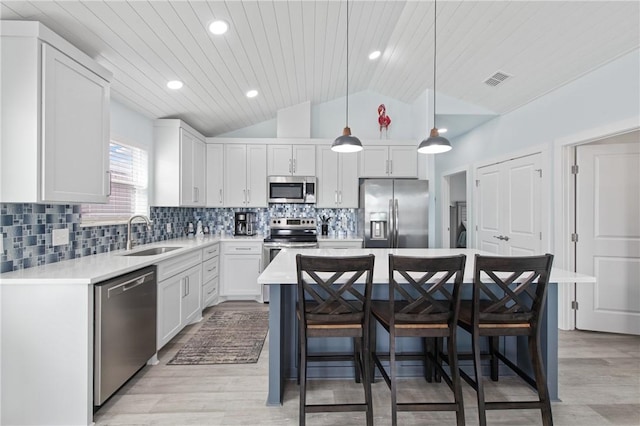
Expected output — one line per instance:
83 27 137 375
234 212 257 236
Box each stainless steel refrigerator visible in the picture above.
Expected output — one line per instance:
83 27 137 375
359 179 429 248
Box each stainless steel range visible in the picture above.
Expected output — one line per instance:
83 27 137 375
262 217 318 302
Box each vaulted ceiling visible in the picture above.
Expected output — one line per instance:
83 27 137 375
2 1 639 137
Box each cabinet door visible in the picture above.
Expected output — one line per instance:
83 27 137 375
221 254 262 297
316 146 339 207
267 145 293 175
192 138 206 206
180 129 196 206
293 145 316 176
338 152 360 207
206 144 224 207
42 44 109 203
389 146 418 178
246 144 267 207
359 146 389 177
182 265 202 325
158 274 183 350
224 144 248 207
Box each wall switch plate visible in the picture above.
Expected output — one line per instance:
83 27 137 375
0 237 3 253
52 228 69 246
166 223 172 233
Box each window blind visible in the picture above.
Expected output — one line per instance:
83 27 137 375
81 142 149 223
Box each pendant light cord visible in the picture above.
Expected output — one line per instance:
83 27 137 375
346 0 350 127
433 0 437 128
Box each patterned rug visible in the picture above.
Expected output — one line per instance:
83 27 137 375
168 310 269 365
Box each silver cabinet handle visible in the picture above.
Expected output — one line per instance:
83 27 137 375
389 160 393 175
335 190 338 205
235 247 252 251
219 188 222 204
247 189 250 204
293 158 296 173
243 189 246 204
385 160 389 174
106 171 112 196
338 191 343 204
289 159 292 173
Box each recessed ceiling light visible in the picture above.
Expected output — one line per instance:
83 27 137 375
368 50 381 60
439 128 448 133
208 20 229 35
246 89 258 98
167 80 183 90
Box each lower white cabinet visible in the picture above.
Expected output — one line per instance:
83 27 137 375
156 250 203 350
220 241 262 300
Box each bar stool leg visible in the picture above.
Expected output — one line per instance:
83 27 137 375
489 336 499 381
390 328 398 426
447 330 466 426
354 337 362 383
299 332 307 426
362 335 374 426
472 328 487 426
529 334 553 426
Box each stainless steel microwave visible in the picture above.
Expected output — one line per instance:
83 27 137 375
268 176 316 204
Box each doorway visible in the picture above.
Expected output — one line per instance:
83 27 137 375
573 130 640 335
441 169 468 248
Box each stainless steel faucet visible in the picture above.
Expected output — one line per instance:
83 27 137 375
127 215 152 250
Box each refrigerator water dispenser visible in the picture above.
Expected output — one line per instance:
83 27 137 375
369 212 388 240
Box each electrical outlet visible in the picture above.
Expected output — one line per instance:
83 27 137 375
166 223 172 233
52 228 69 246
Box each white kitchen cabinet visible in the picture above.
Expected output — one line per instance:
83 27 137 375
360 145 417 178
268 144 316 176
0 22 111 204
316 145 359 208
202 243 220 307
223 144 267 207
154 119 206 207
156 250 203 349
206 144 224 207
220 241 262 300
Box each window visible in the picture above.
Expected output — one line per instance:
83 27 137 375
81 140 149 223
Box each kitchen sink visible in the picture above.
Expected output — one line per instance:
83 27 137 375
122 246 182 256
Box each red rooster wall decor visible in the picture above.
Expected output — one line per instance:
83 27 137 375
377 104 391 138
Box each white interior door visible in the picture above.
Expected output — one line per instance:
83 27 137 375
576 137 640 334
476 153 542 255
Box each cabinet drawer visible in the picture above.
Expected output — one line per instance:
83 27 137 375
203 276 219 307
156 250 203 282
222 241 262 255
203 256 219 282
203 243 220 260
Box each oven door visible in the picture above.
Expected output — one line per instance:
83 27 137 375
268 177 305 203
262 242 318 302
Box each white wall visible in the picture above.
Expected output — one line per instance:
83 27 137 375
432 49 640 247
450 172 466 203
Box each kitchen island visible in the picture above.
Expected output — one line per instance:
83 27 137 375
257 248 597 406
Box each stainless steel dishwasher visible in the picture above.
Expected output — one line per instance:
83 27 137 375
94 265 157 406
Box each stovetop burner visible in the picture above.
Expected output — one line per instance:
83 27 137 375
265 217 317 243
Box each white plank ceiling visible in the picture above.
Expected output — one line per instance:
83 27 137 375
2 1 639 137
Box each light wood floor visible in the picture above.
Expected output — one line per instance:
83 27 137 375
94 301 640 425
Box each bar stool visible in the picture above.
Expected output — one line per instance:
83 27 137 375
457 253 554 426
371 254 466 426
296 254 375 426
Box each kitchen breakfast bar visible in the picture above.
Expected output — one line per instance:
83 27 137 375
257 248 597 406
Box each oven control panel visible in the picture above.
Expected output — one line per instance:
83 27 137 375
269 218 316 229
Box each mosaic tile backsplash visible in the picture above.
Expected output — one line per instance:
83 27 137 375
0 203 357 273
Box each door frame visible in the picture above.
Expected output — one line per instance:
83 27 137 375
553 117 639 330
472 143 551 255
441 165 471 248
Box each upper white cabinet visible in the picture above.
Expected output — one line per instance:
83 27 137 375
316 146 359 208
0 22 111 204
154 119 206 207
224 144 267 207
360 145 418 178
205 144 224 207
267 144 316 176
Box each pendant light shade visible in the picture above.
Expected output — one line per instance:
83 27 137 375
332 0 362 153
418 0 451 155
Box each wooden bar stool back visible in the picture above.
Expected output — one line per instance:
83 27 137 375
296 254 375 426
371 254 466 426
458 253 554 426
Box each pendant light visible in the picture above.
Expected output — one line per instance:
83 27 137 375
418 0 452 154
332 0 362 153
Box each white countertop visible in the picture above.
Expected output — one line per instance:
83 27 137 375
258 248 597 285
0 235 258 285
317 235 363 242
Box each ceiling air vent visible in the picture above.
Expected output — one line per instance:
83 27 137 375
484 71 512 87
